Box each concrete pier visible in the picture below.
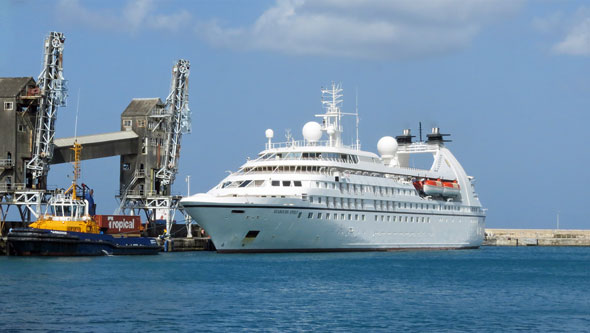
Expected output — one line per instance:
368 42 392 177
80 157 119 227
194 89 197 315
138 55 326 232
157 237 215 252
485 229 590 246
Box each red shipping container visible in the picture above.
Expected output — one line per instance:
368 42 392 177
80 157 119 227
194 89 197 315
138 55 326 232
94 215 141 234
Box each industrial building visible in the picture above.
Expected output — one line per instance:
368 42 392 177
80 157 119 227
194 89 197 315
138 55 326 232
0 32 193 238
0 77 40 190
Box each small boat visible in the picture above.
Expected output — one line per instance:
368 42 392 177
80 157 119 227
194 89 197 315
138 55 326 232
413 179 461 198
6 142 160 256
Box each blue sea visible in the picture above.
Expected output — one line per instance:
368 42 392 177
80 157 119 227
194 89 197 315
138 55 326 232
1 247 589 332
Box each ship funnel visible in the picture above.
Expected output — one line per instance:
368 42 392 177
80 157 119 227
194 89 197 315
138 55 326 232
426 127 451 144
396 129 414 145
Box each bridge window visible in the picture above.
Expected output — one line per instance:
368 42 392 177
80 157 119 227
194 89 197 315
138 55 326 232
294 181 302 187
271 181 280 186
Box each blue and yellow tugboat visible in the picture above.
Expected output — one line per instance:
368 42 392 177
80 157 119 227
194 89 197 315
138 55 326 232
6 142 160 256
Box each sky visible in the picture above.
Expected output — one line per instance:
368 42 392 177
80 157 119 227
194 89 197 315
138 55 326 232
1 0 590 229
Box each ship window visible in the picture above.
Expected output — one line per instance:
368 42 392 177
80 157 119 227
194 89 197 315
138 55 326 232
271 181 280 186
282 181 291 187
355 214 359 221
374 215 378 221
348 214 352 220
297 212 302 218
317 213 322 219
4 101 14 111
221 182 232 188
308 212 313 218
294 181 302 187
254 180 264 186
341 214 345 220
387 216 391 222
333 214 338 220
326 213 330 219
239 180 251 188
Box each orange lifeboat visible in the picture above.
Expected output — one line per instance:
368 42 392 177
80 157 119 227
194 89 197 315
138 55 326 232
421 179 460 197
442 180 460 197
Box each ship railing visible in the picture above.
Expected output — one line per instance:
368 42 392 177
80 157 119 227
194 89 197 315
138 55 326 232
397 143 439 153
266 140 360 150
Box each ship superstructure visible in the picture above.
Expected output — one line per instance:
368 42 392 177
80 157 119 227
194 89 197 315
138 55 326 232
181 83 485 252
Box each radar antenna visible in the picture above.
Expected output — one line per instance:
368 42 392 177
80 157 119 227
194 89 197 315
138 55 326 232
318 82 343 147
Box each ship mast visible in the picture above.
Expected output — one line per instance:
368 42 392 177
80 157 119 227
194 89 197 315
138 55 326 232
317 82 343 147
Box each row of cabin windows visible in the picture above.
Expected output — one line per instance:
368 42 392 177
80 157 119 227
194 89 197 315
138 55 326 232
298 212 431 223
271 180 302 187
310 196 469 213
221 180 302 189
258 152 359 163
306 212 366 221
374 215 431 223
314 181 416 197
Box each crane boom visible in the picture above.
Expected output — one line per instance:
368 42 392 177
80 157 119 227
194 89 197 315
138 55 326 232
26 32 68 188
155 59 191 189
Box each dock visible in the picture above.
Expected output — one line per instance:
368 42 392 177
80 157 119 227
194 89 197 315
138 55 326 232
484 229 590 246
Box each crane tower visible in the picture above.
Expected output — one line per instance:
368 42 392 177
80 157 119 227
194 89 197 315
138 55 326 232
155 59 191 192
26 32 68 188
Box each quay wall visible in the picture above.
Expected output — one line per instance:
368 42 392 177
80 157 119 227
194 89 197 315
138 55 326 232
485 229 590 246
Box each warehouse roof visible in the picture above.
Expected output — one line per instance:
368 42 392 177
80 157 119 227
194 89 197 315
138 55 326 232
121 98 164 117
0 77 35 98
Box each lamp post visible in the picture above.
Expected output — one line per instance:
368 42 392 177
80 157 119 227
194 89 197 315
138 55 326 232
185 175 192 238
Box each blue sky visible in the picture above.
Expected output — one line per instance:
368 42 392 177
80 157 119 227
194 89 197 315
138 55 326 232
2 0 589 229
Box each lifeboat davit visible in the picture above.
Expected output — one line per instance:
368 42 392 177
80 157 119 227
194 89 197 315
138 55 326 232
421 179 460 197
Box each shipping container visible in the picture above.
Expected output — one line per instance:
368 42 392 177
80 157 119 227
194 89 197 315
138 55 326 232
94 215 141 234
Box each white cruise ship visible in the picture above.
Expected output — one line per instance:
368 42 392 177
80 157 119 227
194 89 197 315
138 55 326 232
180 83 485 252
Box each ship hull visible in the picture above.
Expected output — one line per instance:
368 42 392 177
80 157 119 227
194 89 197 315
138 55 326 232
182 199 485 253
6 228 161 256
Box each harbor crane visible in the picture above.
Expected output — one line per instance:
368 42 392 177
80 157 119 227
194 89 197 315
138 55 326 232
116 59 191 236
26 32 68 189
154 59 191 192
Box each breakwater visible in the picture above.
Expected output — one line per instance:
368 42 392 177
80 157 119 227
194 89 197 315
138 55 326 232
484 229 590 246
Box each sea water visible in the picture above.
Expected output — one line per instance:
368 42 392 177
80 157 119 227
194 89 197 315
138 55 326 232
1 246 589 332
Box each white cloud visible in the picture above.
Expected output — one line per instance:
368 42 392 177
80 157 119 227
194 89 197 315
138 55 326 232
552 7 590 56
57 0 191 33
197 0 524 59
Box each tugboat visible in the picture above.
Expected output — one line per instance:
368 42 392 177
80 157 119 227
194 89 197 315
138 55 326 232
6 142 160 256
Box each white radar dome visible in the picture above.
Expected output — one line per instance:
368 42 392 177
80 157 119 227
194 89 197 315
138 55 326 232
326 126 336 135
265 129 274 139
377 136 398 157
302 122 322 142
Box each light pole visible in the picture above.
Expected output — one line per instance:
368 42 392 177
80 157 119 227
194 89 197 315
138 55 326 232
185 175 192 238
